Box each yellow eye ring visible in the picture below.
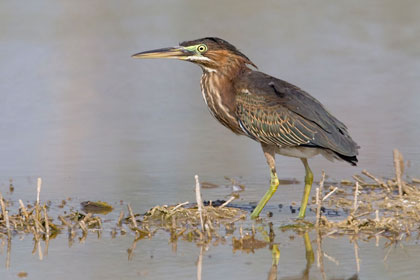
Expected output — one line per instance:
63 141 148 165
197 44 207 53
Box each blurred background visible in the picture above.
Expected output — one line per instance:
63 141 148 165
0 1 420 279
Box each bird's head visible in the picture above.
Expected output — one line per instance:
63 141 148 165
132 37 256 72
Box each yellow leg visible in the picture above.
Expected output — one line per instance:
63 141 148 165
251 170 279 219
298 158 313 219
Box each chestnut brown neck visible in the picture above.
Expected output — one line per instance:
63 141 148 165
199 60 250 135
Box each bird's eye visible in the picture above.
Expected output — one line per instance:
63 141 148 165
197 44 208 53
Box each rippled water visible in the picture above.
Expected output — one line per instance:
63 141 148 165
0 1 419 279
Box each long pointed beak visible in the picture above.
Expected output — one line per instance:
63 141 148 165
131 46 193 60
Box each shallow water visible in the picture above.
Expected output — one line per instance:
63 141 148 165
1 0 420 279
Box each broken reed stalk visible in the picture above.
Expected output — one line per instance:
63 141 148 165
36 177 42 205
353 182 359 214
0 192 6 218
315 188 321 227
172 201 189 211
5 210 11 236
361 169 389 191
219 196 235 208
127 204 138 228
393 149 404 198
194 175 205 233
0 192 12 236
393 149 411 197
117 210 124 227
322 187 338 202
43 205 50 237
19 199 30 220
58 215 71 228
43 205 50 256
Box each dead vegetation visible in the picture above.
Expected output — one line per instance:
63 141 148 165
123 175 246 249
0 149 419 271
313 149 420 242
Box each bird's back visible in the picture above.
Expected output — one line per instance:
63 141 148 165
234 70 359 164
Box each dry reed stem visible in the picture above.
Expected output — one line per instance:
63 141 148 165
362 170 389 191
315 188 321 227
322 187 338 201
43 204 50 256
58 216 71 228
5 210 11 236
0 192 6 219
353 182 359 213
117 210 124 227
18 200 29 220
172 201 189 211
43 205 50 237
36 177 42 205
127 204 138 228
394 149 404 198
219 196 235 208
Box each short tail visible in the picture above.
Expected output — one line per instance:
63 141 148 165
335 152 358 166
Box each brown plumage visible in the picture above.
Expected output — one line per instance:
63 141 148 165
132 37 359 219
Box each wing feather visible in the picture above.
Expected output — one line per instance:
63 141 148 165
234 71 359 157
236 92 315 148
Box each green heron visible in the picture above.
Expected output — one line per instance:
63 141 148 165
132 37 359 219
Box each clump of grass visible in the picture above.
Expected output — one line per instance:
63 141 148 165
313 149 420 242
0 178 106 266
122 175 246 245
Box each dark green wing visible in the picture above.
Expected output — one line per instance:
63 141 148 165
234 71 359 157
236 92 317 147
